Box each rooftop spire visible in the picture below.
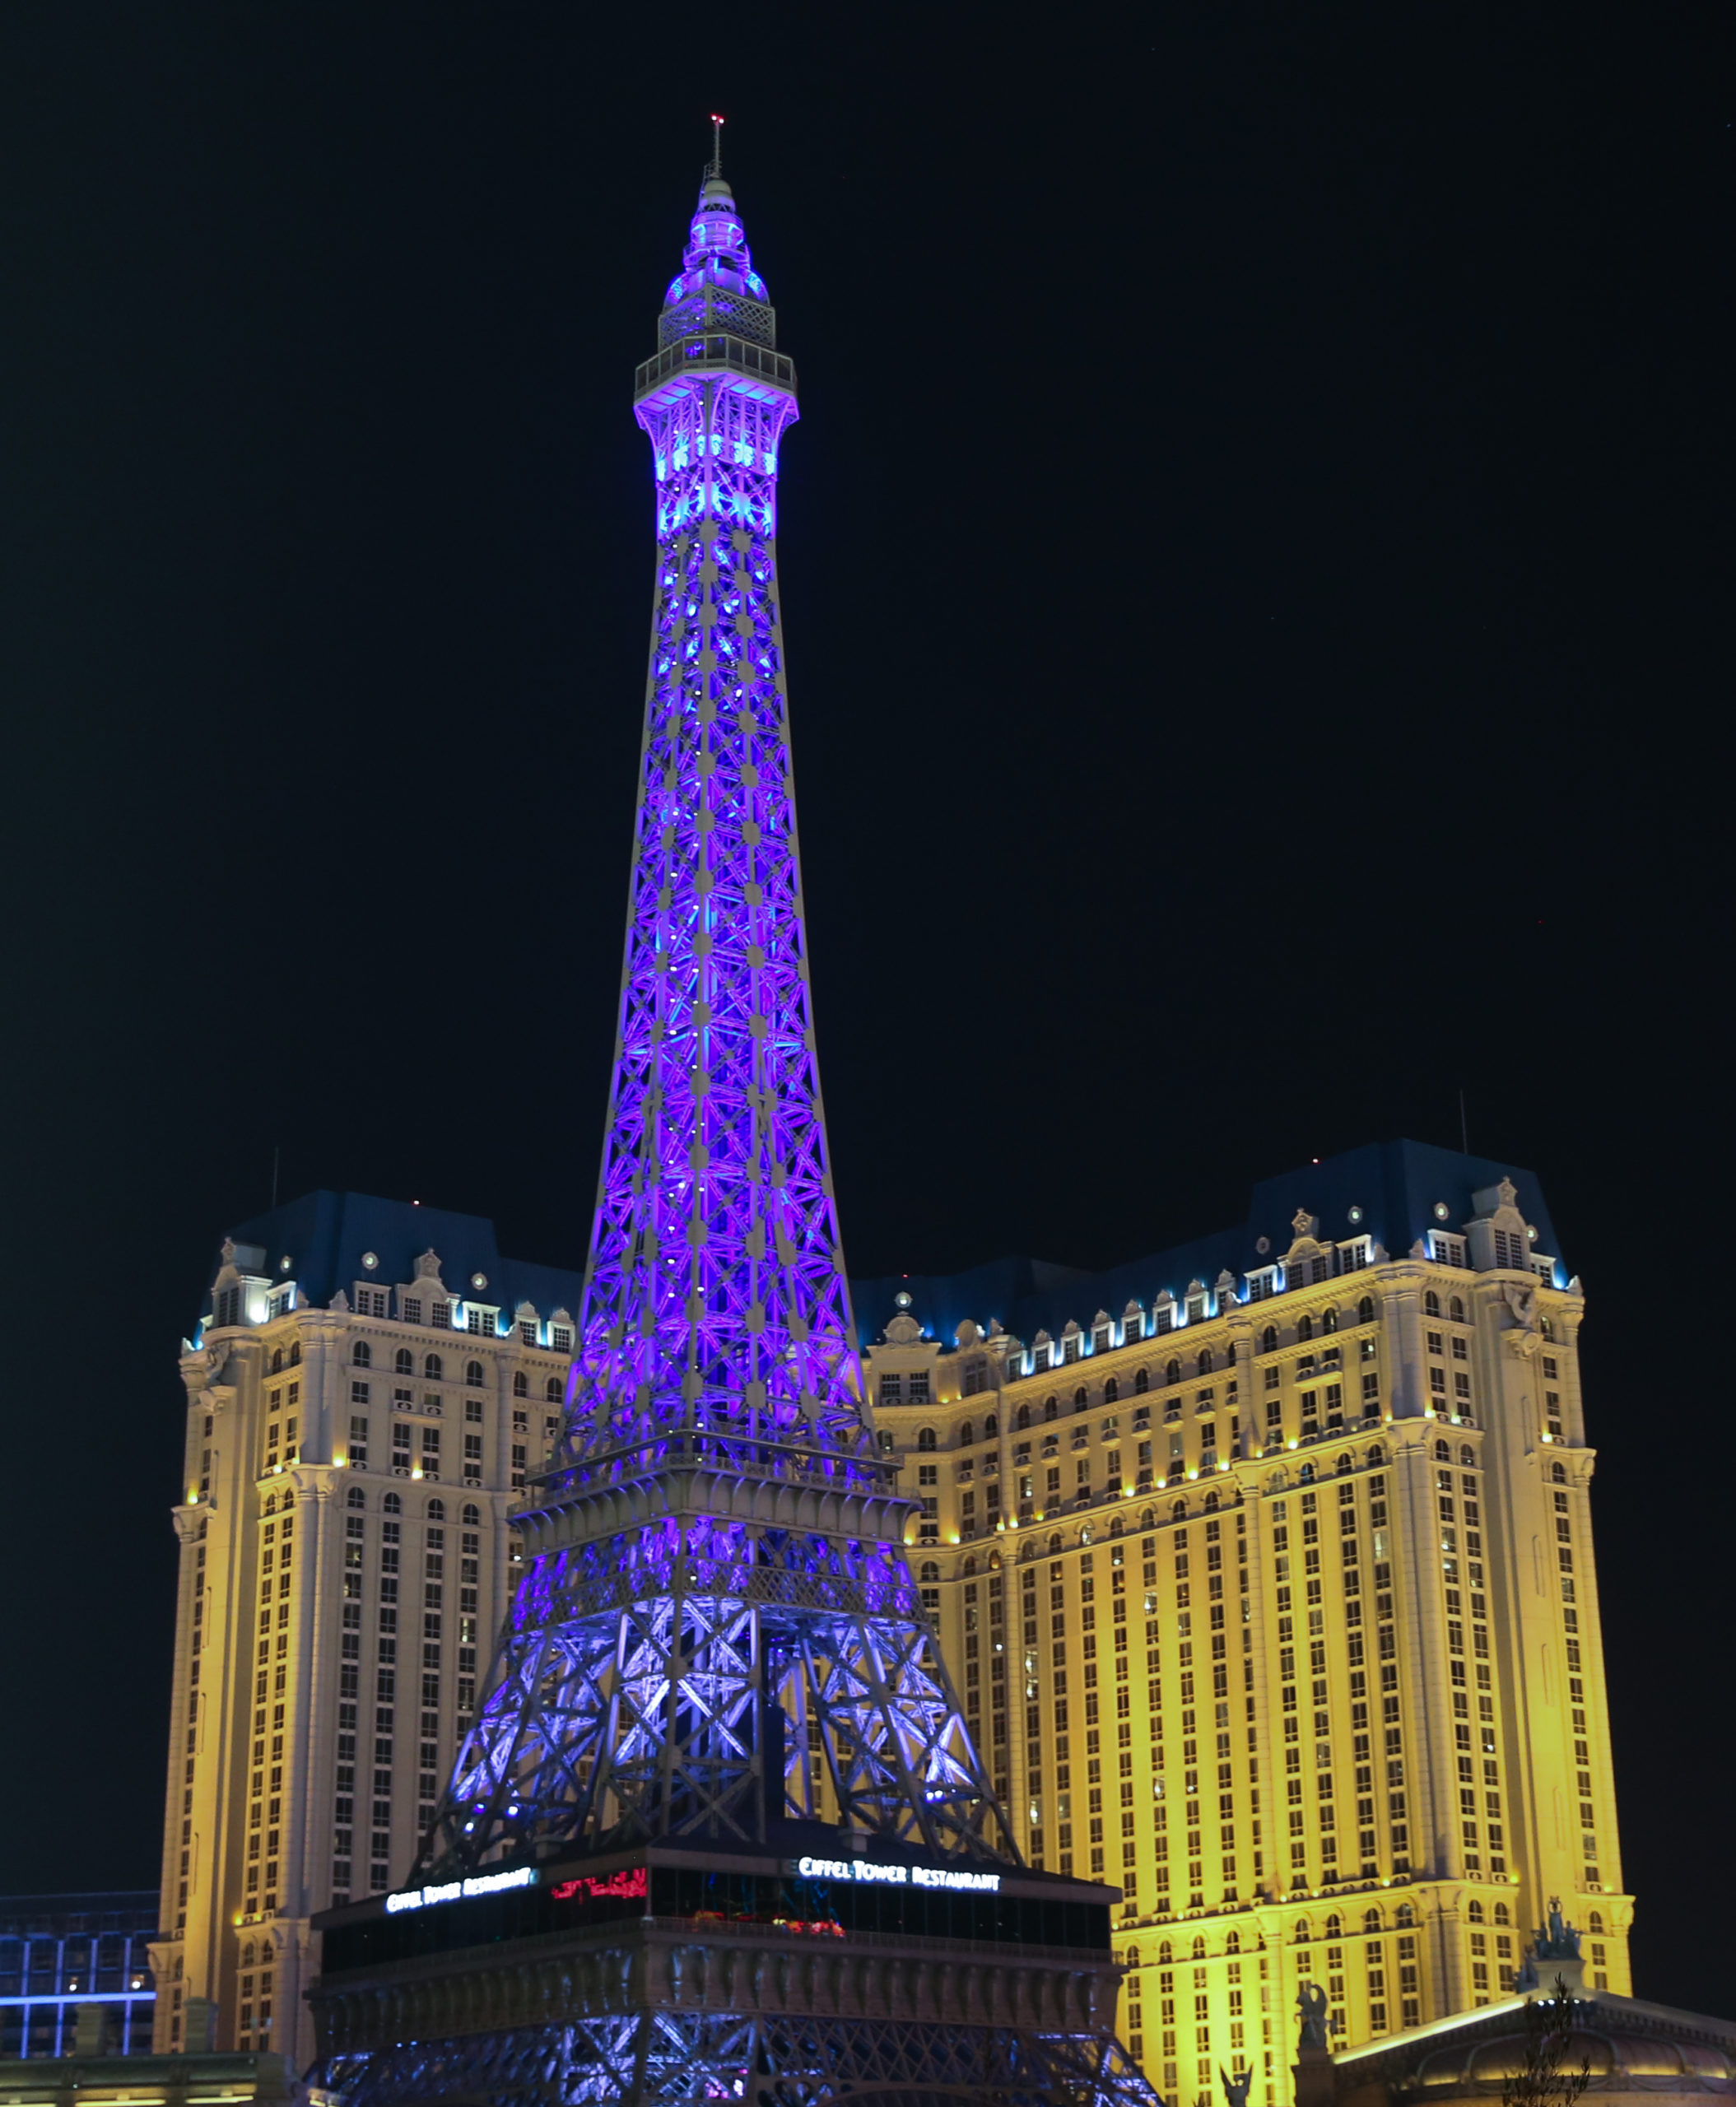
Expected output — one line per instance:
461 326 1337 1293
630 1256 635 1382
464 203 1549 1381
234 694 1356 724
707 110 724 179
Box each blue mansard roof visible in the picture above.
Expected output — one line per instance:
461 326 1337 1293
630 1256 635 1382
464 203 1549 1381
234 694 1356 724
199 1190 584 1331
849 1138 1566 1351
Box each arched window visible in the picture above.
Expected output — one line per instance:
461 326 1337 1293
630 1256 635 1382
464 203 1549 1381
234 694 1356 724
242 1939 254 1966
1424 1291 1441 1319
1197 1350 1213 1377
1140 1508 1156 1531
1325 1914 1343 1937
1134 1368 1150 1394
919 1560 939 1582
1105 1378 1119 1404
1468 1901 1485 1923
1396 1903 1414 1927
1048 1533 1063 1554
1321 1307 1338 1334
546 1376 562 1402
1109 1516 1124 1537
427 1497 445 1521
984 1413 999 1438
1357 1295 1375 1323
1434 1439 1450 1460
1336 1452 1353 1475
289 1342 301 1365
383 1491 402 1515
462 1503 481 1525
1294 1919 1311 1943
395 1347 414 1375
1157 1941 1173 1964
1262 1325 1278 1352
1166 1360 1181 1387
1016 1404 1031 1431
917 1426 937 1452
465 1360 484 1388
1495 1903 1510 1926
424 1353 444 1380
1203 1491 1220 1512
347 1486 365 1509
1459 1444 1475 1466
271 1348 284 1374
263 1493 277 1515
513 1371 529 1398
1043 1395 1058 1421
1450 1296 1466 1323
1362 1908 1383 1933
1074 1388 1088 1412
351 1341 371 1367
1191 1935 1206 1959
1226 1929 1240 1952
1588 1911 1604 1934
1298 1463 1315 1484
1171 1499 1187 1520
1366 1443 1385 1465
1550 1461 1566 1483
962 1556 977 1576
1297 1315 1313 1342
959 1421 975 1448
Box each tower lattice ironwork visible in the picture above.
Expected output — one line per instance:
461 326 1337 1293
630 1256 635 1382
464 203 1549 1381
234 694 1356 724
310 141 1159 2107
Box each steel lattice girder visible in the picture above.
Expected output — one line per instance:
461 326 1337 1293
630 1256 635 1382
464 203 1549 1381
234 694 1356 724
319 2011 1162 2107
418 1520 1013 1868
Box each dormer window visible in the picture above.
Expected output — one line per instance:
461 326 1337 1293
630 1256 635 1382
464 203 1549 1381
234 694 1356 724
402 1296 423 1325
1184 1295 1205 1324
518 1319 538 1347
1429 1233 1468 1268
881 1374 905 1406
1091 1325 1110 1356
552 1325 574 1353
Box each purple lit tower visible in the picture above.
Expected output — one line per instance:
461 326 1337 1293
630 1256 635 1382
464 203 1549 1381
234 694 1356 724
309 135 1157 2107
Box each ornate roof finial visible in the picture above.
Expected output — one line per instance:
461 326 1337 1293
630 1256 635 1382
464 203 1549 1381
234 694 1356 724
708 112 724 179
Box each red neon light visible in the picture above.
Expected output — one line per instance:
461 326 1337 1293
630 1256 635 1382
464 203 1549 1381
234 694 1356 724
550 1868 648 1903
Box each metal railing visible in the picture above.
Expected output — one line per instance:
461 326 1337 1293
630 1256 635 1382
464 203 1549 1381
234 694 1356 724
634 334 796 399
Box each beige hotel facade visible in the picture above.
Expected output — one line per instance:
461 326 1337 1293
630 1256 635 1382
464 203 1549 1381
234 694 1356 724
152 1142 1627 2100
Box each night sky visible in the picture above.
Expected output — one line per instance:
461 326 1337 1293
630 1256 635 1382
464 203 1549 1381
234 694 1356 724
2 2 1728 2009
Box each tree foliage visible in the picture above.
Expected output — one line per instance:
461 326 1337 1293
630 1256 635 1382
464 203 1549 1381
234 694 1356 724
1503 1979 1594 2107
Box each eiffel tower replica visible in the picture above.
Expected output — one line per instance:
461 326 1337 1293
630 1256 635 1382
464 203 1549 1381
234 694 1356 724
309 126 1158 2107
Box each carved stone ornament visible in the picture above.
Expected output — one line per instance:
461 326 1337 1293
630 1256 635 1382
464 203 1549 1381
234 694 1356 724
1291 1209 1319 1240
414 1249 444 1281
885 1311 922 1346
1501 1280 1543 1356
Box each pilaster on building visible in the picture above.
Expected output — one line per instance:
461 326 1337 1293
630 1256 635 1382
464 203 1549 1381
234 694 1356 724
858 1137 1630 2107
150 1193 580 2071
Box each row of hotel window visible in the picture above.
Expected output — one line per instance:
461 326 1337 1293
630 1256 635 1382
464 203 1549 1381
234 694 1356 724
209 1286 573 1347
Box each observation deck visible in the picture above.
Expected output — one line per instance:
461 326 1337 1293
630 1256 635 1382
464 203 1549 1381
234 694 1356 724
633 333 797 411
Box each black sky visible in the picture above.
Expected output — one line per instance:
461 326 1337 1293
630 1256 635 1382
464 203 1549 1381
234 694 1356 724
0 0 1729 2007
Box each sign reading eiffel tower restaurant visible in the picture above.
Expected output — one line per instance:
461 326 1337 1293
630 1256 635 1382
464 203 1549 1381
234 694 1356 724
308 128 1158 2107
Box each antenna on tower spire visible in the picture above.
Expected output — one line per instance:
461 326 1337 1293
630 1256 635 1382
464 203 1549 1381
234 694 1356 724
708 112 724 178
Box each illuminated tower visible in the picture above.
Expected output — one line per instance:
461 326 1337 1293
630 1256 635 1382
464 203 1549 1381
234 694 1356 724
310 134 1157 2107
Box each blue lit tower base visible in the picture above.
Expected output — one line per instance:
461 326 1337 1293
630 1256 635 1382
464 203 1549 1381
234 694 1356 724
308 142 1157 2107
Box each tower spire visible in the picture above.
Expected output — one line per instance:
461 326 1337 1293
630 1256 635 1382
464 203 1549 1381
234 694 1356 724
707 109 724 179
309 154 1157 2107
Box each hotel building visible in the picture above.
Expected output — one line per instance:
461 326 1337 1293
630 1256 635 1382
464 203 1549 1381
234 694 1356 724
857 1138 1628 2105
150 1193 579 2070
